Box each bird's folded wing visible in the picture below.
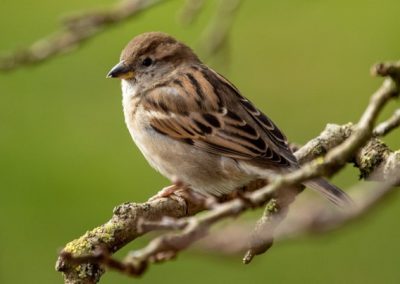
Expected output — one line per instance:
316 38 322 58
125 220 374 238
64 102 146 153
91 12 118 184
142 67 298 168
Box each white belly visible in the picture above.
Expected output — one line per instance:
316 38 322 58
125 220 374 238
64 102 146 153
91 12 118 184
121 81 256 196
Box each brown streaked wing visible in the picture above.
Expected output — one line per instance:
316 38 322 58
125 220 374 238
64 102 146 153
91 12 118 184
145 67 296 168
211 70 298 166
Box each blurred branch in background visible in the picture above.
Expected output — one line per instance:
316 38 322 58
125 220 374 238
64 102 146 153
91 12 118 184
0 0 242 71
56 61 400 283
179 0 206 25
0 0 165 71
197 0 241 65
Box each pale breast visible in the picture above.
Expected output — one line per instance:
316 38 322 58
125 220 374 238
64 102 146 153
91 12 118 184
122 84 180 178
120 80 255 196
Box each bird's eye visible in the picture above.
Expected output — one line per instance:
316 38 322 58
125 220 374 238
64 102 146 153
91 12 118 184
142 57 153 67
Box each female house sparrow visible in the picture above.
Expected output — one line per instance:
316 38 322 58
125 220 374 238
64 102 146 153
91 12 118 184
107 32 350 205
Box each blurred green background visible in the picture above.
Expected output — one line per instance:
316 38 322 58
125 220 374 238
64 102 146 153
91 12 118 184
1 0 400 283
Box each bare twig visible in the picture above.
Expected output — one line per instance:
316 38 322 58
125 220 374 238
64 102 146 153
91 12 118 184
243 182 305 264
374 109 400 136
195 174 400 255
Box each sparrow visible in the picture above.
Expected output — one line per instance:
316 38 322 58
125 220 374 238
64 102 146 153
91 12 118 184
107 32 350 205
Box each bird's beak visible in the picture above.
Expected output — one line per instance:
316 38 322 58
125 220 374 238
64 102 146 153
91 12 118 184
106 61 135 79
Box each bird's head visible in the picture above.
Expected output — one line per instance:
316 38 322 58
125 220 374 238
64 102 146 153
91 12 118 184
107 32 200 86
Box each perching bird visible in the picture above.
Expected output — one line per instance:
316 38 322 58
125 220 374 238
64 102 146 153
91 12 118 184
107 32 350 206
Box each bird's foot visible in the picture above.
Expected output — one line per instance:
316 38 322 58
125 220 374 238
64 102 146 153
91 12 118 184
148 181 218 211
148 181 186 202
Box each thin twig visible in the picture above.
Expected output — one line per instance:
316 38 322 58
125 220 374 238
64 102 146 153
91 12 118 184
243 185 301 264
195 174 400 255
374 109 400 136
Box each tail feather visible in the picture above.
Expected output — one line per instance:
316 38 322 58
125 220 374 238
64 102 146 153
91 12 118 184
303 178 353 207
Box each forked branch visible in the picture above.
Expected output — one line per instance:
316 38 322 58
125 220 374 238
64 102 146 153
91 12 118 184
56 61 400 283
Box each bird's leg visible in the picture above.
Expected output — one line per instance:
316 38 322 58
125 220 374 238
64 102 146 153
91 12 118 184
148 179 187 201
148 179 217 210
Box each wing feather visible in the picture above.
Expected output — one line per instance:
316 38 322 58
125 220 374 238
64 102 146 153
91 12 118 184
143 66 298 168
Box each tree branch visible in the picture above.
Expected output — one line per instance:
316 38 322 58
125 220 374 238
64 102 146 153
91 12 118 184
194 174 400 256
56 61 400 283
242 65 400 262
56 196 206 283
